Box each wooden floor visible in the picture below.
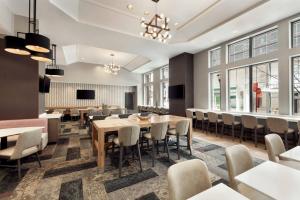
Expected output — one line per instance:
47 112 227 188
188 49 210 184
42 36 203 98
193 128 268 160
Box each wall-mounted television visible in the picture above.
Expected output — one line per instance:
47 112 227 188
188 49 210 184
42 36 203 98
39 76 51 93
169 85 185 99
76 90 95 99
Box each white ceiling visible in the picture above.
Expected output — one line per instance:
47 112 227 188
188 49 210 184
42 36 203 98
1 0 300 73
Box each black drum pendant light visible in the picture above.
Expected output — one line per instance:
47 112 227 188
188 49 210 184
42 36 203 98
45 44 64 77
4 34 31 56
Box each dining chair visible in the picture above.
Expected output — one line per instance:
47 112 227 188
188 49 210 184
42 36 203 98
266 117 295 149
225 144 271 199
207 112 223 136
0 129 42 179
143 122 169 167
265 134 300 170
168 159 212 200
186 110 196 128
195 111 208 131
112 125 143 177
221 113 240 140
104 116 120 153
241 115 264 147
70 109 80 121
167 120 191 160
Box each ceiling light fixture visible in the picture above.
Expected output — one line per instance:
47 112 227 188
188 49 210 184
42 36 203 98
4 34 31 56
127 4 133 10
104 54 121 75
140 0 171 43
45 44 64 77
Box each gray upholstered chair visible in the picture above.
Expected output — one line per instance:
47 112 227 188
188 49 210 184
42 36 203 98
167 120 191 160
102 108 111 116
168 159 212 200
112 125 143 177
195 111 208 130
265 134 300 170
0 129 42 178
143 122 169 167
225 144 271 200
221 113 240 140
241 115 264 147
266 117 295 149
70 109 80 121
207 112 223 136
186 110 196 127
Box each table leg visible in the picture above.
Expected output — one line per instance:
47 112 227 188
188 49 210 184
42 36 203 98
92 124 97 156
98 129 105 170
0 137 7 149
188 118 193 149
80 111 84 126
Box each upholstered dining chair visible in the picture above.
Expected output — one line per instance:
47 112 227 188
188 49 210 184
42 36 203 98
265 134 300 170
168 159 212 200
104 116 120 153
266 117 295 149
112 125 143 177
225 144 272 200
241 115 264 147
0 129 42 179
186 110 196 128
167 120 191 160
70 109 80 121
221 113 240 140
143 122 169 167
207 112 223 136
195 111 208 131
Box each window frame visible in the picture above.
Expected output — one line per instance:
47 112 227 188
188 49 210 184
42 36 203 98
209 71 221 110
227 37 250 63
160 66 169 108
290 18 300 48
143 72 154 106
291 55 300 115
208 47 221 68
252 28 278 57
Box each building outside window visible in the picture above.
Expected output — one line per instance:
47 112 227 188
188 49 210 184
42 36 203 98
228 39 250 63
292 20 300 48
210 72 221 110
144 72 153 106
252 61 279 114
252 29 278 57
228 67 250 112
292 56 300 115
160 66 169 108
209 48 221 68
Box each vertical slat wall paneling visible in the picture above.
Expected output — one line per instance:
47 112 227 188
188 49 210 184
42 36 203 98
45 82 134 108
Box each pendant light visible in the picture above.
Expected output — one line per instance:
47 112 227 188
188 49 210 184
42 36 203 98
45 44 64 77
4 34 31 56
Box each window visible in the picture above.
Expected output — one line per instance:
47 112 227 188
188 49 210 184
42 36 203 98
228 67 250 112
228 39 250 63
160 66 169 108
209 48 221 68
252 61 279 114
292 56 300 115
292 20 300 48
252 29 278 57
209 72 221 110
144 72 153 106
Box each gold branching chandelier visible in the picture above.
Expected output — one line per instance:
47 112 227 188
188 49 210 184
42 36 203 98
140 0 171 43
104 54 121 75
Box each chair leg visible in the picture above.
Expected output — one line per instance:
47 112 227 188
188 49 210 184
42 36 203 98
232 125 235 141
35 153 42 167
221 123 224 138
187 135 192 156
284 134 288 149
112 142 115 154
207 122 209 134
240 126 244 143
176 134 180 160
202 120 204 131
156 140 159 155
152 140 155 167
215 122 218 137
17 159 21 179
119 144 123 178
254 128 258 147
165 138 170 162
136 142 143 172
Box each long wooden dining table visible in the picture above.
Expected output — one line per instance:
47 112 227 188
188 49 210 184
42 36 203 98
92 115 193 170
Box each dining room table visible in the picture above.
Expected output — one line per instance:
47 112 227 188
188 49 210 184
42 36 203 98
280 146 300 162
92 115 193 170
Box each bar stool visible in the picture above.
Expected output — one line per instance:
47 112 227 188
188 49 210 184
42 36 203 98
240 115 264 147
186 110 196 128
266 117 295 149
207 112 223 136
195 111 208 131
221 113 240 140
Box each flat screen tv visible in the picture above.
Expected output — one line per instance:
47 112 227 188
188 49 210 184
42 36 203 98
169 85 185 99
39 76 51 93
77 90 95 99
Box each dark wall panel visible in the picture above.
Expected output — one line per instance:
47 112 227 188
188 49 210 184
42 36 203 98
0 38 39 120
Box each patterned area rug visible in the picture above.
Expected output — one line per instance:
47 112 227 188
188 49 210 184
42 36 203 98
0 121 264 200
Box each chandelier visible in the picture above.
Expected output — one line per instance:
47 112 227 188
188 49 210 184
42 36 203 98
140 0 171 43
104 54 121 75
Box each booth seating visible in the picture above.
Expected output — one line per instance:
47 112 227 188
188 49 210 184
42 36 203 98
138 106 169 115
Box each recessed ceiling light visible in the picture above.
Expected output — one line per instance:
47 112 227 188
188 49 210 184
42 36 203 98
174 22 179 26
144 11 150 15
127 4 133 10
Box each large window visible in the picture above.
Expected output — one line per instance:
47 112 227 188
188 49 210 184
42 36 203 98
252 61 279 114
228 67 250 112
209 48 221 68
144 72 153 106
228 39 250 63
210 72 221 110
292 56 300 115
252 29 278 57
160 66 169 108
292 20 300 48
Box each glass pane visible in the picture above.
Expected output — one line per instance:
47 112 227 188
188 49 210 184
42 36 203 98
144 84 153 106
228 67 250 112
293 57 300 115
210 48 221 67
161 81 169 108
293 21 300 48
228 39 250 63
160 67 169 80
144 72 153 83
252 29 278 57
210 72 221 110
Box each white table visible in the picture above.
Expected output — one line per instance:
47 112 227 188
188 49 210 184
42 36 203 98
235 161 300 200
280 146 300 162
188 183 249 200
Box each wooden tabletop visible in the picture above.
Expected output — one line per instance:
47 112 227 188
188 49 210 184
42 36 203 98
188 183 249 200
280 146 300 162
235 161 300 200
